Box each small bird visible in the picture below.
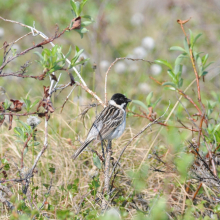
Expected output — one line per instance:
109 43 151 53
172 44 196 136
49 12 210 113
72 93 132 159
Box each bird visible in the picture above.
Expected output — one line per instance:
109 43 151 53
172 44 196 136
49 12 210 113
72 93 132 160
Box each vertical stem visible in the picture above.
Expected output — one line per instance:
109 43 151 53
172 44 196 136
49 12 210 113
101 140 112 212
93 68 96 92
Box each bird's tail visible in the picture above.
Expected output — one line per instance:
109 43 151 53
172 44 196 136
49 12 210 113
72 139 94 160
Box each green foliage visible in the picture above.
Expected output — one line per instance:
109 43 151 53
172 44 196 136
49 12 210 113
35 45 89 74
127 164 148 192
148 197 168 220
69 46 89 68
132 92 161 110
35 45 66 73
70 0 93 38
3 98 12 110
88 176 100 196
92 153 102 169
70 0 88 17
21 95 39 112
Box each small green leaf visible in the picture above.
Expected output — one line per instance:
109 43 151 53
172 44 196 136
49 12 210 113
167 70 177 82
213 124 220 134
155 59 172 70
23 147 28 156
4 163 10 171
170 46 186 52
146 92 153 107
92 153 102 169
204 61 214 70
49 167 55 174
43 184 49 190
34 51 44 60
17 120 32 134
30 99 39 109
202 54 209 66
79 0 88 15
178 78 183 88
174 54 184 75
14 127 23 136
65 46 72 59
81 15 93 21
193 33 202 46
189 29 194 48
162 82 176 88
132 100 148 111
152 97 162 108
202 71 208 76
81 21 93 27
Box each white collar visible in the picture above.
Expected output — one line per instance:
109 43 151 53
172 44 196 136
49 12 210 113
109 100 126 110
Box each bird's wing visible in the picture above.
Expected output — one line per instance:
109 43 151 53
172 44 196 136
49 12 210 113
93 105 125 140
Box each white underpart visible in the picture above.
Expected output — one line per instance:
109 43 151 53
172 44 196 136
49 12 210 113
108 112 126 140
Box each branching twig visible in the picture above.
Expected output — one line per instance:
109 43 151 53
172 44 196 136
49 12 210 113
104 57 153 104
101 140 112 212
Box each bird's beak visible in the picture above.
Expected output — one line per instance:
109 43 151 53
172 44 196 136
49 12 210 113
127 98 132 103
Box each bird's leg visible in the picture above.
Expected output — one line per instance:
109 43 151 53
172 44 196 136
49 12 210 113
101 140 112 212
101 139 105 163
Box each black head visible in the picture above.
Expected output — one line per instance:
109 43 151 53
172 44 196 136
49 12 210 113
110 93 132 109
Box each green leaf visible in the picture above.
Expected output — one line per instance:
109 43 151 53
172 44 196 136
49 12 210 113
146 92 153 107
30 99 40 109
65 46 72 59
202 71 208 76
18 120 32 134
23 98 31 112
23 147 28 156
74 27 88 38
79 0 88 15
33 141 40 146
174 54 184 75
189 29 194 48
92 153 102 169
193 33 202 46
132 100 148 111
34 51 44 60
49 167 55 174
80 27 88 34
70 0 80 16
155 59 172 69
202 54 209 66
178 78 183 88
14 127 23 136
162 82 176 88
81 21 93 27
170 46 186 52
204 61 214 70
127 164 148 192
167 70 177 82
43 184 49 189
152 97 162 108
213 124 220 134
3 99 11 110
4 163 10 171
81 15 93 21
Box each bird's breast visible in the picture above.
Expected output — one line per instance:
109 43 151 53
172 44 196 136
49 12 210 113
108 112 126 140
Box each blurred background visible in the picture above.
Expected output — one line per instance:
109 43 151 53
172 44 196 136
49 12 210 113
1 1 220 217
1 0 220 101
